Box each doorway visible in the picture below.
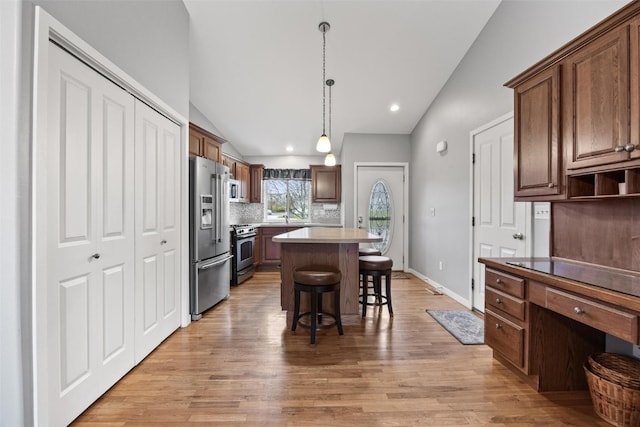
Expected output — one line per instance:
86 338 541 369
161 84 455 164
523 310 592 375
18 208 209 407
471 113 531 311
355 163 408 270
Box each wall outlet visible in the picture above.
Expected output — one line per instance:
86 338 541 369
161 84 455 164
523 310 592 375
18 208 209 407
534 203 550 220
634 345 640 359
439 261 444 271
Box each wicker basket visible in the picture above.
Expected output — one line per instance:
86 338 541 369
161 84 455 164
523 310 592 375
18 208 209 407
589 353 640 390
584 362 640 426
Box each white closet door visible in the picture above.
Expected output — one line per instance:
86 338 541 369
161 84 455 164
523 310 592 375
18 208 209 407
46 43 135 426
134 100 181 363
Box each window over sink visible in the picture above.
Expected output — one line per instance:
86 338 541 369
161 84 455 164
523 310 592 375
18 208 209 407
263 168 311 222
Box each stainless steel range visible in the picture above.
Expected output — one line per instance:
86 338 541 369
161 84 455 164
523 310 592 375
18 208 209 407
230 224 257 285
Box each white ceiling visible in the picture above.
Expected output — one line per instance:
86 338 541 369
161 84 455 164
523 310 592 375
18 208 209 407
185 0 501 157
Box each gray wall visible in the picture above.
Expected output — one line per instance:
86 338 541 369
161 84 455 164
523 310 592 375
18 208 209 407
341 133 412 228
410 0 628 301
2 2 25 425
4 1 190 423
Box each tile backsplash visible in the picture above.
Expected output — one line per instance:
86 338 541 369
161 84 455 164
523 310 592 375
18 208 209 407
230 202 341 225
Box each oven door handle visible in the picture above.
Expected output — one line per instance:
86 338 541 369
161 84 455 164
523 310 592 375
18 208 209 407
237 233 257 240
199 254 233 271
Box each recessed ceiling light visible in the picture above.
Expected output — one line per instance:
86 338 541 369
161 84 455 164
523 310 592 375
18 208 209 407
390 104 400 112
286 145 294 152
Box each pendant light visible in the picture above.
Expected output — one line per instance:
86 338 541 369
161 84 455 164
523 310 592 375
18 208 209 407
316 21 331 153
324 78 336 166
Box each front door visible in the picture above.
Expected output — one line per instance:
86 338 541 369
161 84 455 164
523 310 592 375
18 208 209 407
355 165 407 270
472 114 529 311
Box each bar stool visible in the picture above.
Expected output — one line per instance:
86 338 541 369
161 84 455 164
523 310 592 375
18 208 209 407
291 265 343 345
359 255 393 317
359 247 382 256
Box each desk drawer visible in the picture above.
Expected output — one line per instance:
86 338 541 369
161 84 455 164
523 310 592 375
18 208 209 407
546 288 640 344
485 310 525 369
486 269 525 298
486 286 526 321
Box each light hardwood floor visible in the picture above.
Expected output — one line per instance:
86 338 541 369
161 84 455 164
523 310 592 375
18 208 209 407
73 271 608 426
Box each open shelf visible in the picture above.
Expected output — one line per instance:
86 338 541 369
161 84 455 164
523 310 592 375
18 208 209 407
567 167 640 199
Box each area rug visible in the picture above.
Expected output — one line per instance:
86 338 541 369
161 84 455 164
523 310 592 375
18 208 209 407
391 272 409 279
426 309 484 345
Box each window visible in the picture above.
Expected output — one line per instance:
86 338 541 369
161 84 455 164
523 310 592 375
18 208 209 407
263 169 311 222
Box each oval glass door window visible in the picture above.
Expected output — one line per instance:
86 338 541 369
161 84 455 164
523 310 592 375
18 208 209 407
368 179 393 254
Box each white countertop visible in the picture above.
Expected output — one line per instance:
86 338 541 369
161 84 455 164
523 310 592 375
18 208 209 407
271 227 381 243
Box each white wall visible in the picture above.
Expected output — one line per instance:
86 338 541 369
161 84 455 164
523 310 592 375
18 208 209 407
410 0 628 301
341 133 411 228
5 1 190 423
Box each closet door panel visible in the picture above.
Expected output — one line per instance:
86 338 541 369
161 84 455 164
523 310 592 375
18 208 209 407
45 43 135 427
135 101 181 363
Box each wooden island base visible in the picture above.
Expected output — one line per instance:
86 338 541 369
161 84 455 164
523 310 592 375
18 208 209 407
273 227 382 328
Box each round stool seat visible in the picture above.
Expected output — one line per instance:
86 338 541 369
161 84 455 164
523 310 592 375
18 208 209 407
294 265 341 286
359 255 393 271
359 247 382 256
292 265 343 345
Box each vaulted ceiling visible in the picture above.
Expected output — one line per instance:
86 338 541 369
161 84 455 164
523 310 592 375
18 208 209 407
185 1 501 157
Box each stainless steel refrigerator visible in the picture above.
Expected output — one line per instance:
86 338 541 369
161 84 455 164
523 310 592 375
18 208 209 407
189 156 232 320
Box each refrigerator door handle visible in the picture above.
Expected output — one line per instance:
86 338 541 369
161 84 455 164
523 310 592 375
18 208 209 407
199 254 233 270
216 173 222 242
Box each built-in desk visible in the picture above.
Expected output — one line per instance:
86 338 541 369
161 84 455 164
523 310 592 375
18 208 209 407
273 227 382 327
479 257 640 392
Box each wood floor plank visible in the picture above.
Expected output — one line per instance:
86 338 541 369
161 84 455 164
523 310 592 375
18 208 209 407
72 271 609 426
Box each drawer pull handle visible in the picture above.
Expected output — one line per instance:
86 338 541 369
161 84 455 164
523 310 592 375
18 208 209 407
495 323 502 329
495 298 502 304
615 145 625 153
496 279 503 285
625 143 637 153
573 307 585 314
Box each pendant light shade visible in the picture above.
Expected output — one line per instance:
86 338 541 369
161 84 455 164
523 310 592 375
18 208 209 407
324 153 336 166
316 21 332 153
316 134 331 153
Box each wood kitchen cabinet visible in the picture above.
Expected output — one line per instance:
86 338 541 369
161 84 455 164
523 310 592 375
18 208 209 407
249 164 264 203
257 226 302 268
563 25 631 171
189 123 224 163
311 165 341 203
221 155 237 177
484 269 530 374
511 66 562 200
236 162 250 201
506 2 640 201
479 260 620 392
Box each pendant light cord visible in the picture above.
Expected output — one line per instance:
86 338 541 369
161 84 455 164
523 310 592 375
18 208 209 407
322 28 326 135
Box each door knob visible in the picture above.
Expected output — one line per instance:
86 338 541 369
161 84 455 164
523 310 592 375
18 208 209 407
161 240 167 245
615 145 625 152
512 233 524 240
624 143 637 153
90 253 100 260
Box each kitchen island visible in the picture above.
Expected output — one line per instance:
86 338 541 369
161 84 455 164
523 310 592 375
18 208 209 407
272 227 382 326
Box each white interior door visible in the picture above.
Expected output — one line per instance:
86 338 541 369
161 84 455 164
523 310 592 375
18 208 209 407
45 43 135 426
134 100 181 363
355 165 406 270
472 115 529 311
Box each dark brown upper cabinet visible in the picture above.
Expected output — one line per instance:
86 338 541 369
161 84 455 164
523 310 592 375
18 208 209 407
311 165 341 203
